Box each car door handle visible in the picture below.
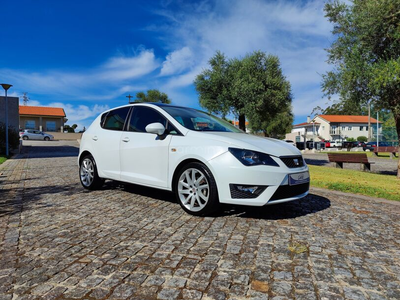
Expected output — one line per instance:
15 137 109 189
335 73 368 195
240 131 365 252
122 137 130 142
92 136 98 141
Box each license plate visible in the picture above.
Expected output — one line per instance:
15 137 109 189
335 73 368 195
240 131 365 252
289 171 310 186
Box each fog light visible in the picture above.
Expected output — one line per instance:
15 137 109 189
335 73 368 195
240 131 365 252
229 184 267 199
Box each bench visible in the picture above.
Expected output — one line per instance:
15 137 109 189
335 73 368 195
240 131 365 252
327 153 375 171
373 146 399 159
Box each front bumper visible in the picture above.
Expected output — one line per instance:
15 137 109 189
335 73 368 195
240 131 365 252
208 151 309 206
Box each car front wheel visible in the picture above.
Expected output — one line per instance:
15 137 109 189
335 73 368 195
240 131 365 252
79 155 104 190
22 136 28 140
44 136 50 141
175 162 219 216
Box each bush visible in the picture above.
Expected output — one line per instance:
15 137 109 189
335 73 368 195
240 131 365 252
0 122 20 155
346 137 356 142
357 136 368 142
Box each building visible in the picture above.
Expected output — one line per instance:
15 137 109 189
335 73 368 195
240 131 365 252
0 96 19 131
286 115 381 142
19 106 67 132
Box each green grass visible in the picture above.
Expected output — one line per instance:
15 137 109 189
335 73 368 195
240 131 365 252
309 165 400 201
0 156 6 165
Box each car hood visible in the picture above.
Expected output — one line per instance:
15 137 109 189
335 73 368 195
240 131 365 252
190 132 302 157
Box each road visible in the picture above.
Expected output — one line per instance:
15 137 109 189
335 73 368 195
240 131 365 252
0 141 399 299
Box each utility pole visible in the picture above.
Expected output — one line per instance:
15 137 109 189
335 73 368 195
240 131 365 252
368 101 371 142
126 94 134 103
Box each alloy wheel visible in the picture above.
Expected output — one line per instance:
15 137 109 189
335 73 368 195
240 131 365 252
177 168 210 212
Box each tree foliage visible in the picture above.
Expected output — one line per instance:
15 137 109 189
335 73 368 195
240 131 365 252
135 89 171 104
322 0 400 177
194 51 293 135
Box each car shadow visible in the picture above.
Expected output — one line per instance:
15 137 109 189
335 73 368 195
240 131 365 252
304 158 330 166
213 193 331 220
17 145 79 158
102 181 331 220
102 180 176 203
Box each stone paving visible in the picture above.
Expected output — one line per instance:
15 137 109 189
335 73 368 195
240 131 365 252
0 141 399 300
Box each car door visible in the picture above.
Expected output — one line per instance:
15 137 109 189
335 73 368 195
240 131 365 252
32 130 41 140
91 106 131 180
119 106 174 188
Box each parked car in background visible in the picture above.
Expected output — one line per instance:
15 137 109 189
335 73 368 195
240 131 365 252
78 103 309 216
284 140 296 146
343 141 358 148
363 141 390 151
20 130 54 141
330 140 343 147
323 140 331 148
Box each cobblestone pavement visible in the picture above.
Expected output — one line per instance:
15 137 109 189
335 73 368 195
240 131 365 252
0 141 399 300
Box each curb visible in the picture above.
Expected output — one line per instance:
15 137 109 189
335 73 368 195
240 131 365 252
310 186 400 207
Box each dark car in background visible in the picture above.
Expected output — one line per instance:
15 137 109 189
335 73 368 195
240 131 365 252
363 141 390 151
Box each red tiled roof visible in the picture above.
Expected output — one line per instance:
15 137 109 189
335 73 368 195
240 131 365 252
231 121 250 126
19 106 66 117
318 115 380 123
294 122 320 127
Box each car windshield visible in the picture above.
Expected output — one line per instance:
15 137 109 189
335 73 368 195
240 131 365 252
161 106 243 133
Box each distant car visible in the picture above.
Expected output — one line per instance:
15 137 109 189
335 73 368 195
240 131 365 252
363 141 390 151
324 140 331 148
343 141 358 148
284 140 295 146
20 130 54 141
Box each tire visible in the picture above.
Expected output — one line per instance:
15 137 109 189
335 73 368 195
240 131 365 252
44 137 50 141
22 136 29 140
79 154 104 190
174 162 219 216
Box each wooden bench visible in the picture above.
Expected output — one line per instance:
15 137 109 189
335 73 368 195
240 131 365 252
327 153 375 171
373 146 399 159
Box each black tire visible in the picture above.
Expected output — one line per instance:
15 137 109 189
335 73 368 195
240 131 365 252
22 136 28 140
79 154 104 190
44 136 50 141
174 162 219 216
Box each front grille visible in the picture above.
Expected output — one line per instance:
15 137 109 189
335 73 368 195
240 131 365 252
280 156 305 168
269 182 309 201
229 184 267 199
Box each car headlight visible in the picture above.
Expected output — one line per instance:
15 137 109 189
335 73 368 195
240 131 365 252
228 148 279 167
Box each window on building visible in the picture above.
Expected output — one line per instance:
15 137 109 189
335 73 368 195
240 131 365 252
360 126 364 131
46 121 56 132
347 126 352 131
342 126 346 131
25 120 35 129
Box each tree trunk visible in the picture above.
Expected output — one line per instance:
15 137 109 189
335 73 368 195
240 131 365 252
394 112 400 179
239 114 246 132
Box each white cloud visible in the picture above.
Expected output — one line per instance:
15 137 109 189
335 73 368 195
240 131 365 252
160 47 194 76
0 49 158 99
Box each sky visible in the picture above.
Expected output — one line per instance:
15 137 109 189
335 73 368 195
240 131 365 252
0 0 335 131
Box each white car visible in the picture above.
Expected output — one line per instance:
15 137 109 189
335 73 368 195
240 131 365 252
78 103 309 215
20 130 54 141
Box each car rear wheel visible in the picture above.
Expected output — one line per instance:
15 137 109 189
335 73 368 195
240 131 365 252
44 136 50 141
79 155 104 190
22 136 28 140
175 162 219 216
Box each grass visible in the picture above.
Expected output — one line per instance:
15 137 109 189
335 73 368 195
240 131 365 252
309 165 400 201
0 156 7 165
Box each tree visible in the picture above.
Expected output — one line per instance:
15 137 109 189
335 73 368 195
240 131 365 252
135 89 171 104
194 51 293 133
64 124 78 133
322 0 400 178
357 136 368 142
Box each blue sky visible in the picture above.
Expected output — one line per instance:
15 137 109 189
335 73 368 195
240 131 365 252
1 0 334 130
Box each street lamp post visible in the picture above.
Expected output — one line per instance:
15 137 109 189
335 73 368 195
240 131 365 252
1 83 13 157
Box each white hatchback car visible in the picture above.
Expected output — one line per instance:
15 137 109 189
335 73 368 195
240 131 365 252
78 103 309 215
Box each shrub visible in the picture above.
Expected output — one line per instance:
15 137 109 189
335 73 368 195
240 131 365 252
0 122 20 155
357 136 368 142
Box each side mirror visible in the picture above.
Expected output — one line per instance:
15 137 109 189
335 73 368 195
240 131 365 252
145 122 165 136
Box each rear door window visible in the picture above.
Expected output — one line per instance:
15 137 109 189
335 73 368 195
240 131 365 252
102 107 130 131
